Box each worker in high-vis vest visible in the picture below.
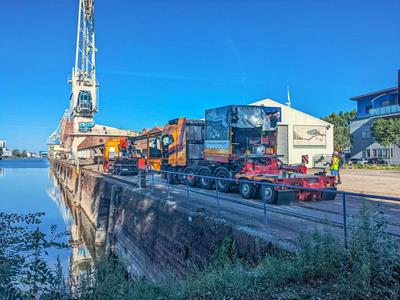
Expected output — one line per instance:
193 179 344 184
330 151 341 183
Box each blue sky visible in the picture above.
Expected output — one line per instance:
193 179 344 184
0 0 399 152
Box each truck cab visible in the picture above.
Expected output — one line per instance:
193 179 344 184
160 118 204 168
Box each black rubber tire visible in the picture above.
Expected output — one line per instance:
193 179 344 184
215 169 231 193
260 184 277 204
167 171 176 185
199 169 213 189
239 182 257 199
185 168 198 187
321 188 337 201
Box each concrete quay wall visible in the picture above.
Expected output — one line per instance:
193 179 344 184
52 160 279 281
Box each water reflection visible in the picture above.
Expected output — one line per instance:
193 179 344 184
0 159 98 279
48 169 95 278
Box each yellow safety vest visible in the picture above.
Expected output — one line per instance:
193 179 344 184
331 156 339 171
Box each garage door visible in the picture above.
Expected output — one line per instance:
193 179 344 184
277 125 288 163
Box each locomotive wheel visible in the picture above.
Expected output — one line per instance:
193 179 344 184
185 168 198 187
199 169 213 189
260 183 277 204
215 169 231 193
239 182 256 199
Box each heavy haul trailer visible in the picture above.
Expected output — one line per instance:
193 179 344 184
203 105 336 203
161 105 336 204
102 138 144 176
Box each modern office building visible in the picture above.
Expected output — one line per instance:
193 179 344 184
350 73 400 164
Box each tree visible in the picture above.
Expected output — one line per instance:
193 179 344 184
371 118 400 148
323 110 357 152
11 149 20 157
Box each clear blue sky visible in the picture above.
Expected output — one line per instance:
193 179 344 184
0 0 399 152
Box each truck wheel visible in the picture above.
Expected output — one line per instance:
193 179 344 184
215 169 231 193
167 172 176 185
239 182 256 199
199 169 213 189
260 184 277 204
185 168 198 187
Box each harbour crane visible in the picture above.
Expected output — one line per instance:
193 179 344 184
48 0 98 151
69 0 98 118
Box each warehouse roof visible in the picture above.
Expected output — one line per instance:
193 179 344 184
250 98 332 126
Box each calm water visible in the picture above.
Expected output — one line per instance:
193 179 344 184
0 158 88 273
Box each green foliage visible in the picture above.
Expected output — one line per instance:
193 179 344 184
371 118 400 147
2 209 400 299
0 212 69 299
323 110 357 151
11 149 21 157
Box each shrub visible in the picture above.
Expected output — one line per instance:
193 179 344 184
2 207 400 299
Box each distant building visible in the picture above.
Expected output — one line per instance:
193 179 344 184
0 140 11 157
251 99 334 168
350 73 400 164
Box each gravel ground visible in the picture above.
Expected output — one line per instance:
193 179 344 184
338 168 400 197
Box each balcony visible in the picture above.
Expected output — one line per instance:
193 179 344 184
369 104 400 117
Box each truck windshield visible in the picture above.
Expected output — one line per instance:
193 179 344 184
149 137 161 158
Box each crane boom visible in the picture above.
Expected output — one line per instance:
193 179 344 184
69 0 98 118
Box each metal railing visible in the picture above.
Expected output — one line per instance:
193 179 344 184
112 168 400 247
370 104 400 117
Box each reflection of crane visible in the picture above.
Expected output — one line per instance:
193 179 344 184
69 0 98 118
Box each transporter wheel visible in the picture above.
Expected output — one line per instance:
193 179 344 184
199 169 214 189
215 169 231 193
260 183 277 204
185 168 198 187
167 171 177 185
239 182 256 199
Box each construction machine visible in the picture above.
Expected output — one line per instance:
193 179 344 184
102 138 144 176
159 105 336 204
129 131 163 171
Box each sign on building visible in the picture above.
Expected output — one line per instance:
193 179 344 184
293 125 327 147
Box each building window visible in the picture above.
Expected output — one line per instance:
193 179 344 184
365 105 372 113
391 148 394 157
373 149 377 157
382 149 388 158
381 100 391 107
377 149 382 158
366 149 371 158
361 130 371 139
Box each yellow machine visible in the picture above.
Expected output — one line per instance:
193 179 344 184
103 138 126 161
145 132 163 171
102 138 142 175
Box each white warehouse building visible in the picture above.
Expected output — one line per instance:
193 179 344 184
250 99 334 168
